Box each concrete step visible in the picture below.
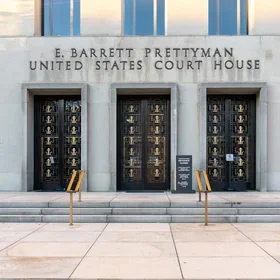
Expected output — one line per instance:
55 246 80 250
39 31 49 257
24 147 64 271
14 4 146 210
1 208 280 215
0 208 42 215
108 215 280 223
42 215 107 223
42 208 112 215
0 215 42 223
1 214 280 223
1 201 280 208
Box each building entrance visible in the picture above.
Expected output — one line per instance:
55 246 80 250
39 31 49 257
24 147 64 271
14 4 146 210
34 96 81 191
117 95 170 191
207 95 256 191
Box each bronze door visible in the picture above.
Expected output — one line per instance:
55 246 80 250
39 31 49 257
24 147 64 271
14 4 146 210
34 96 81 191
117 95 170 191
207 95 256 191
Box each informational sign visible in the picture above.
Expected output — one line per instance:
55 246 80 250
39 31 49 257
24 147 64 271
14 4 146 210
173 155 195 193
50 156 54 164
226 154 234 161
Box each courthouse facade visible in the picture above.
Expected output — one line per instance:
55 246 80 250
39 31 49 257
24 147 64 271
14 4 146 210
0 0 278 192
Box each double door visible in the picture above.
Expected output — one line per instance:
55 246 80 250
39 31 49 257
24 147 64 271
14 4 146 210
117 95 170 191
207 95 256 191
34 96 81 191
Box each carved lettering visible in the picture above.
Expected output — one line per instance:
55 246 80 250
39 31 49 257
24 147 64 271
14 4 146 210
55 48 61 58
28 47 261 72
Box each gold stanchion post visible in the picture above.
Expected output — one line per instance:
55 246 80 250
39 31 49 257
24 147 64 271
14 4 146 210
205 191 208 226
203 170 212 192
69 192 73 226
195 170 203 202
66 170 85 225
66 170 77 226
195 169 212 226
202 170 211 226
79 185 82 202
75 171 85 202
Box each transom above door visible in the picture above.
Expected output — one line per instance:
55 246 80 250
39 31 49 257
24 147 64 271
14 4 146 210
207 95 256 191
117 95 170 191
34 96 81 191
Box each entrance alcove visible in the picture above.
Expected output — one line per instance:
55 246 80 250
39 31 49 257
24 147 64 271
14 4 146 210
110 83 178 192
21 83 88 192
199 83 267 192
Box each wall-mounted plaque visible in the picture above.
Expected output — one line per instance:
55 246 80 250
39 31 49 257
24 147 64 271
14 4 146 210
226 154 234 161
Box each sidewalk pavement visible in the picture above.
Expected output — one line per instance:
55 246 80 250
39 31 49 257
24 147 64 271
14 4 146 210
0 222 280 279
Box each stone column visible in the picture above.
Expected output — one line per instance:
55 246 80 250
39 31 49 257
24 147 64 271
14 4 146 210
87 84 111 191
178 84 200 191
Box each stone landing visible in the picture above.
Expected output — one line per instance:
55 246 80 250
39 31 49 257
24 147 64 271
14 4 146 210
0 191 279 223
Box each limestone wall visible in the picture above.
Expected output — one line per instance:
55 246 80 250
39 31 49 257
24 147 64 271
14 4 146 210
0 36 278 191
0 0 35 36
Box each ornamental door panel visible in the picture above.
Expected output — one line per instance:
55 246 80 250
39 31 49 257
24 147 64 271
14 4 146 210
34 96 81 191
118 98 143 191
146 98 169 189
117 95 170 191
207 95 256 191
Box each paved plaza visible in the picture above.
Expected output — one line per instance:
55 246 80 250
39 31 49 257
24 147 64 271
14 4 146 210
0 222 279 279
0 191 279 279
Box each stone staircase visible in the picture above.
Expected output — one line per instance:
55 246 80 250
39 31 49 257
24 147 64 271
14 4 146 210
0 193 280 223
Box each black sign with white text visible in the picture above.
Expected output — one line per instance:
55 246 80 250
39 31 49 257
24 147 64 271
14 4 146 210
173 155 194 193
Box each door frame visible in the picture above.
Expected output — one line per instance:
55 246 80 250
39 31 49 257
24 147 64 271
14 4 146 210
21 83 88 192
200 83 267 192
110 83 178 192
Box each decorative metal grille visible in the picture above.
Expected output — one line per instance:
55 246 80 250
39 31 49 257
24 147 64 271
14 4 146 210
118 96 170 191
207 96 226 183
64 100 81 186
39 99 60 184
146 97 169 184
230 97 252 183
207 95 256 191
35 96 81 191
120 98 143 182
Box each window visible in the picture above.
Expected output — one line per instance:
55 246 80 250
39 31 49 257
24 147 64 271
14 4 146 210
43 0 80 36
124 0 165 36
209 0 248 35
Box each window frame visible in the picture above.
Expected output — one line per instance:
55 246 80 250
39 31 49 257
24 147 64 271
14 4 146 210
122 0 166 36
209 0 248 35
42 0 79 36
